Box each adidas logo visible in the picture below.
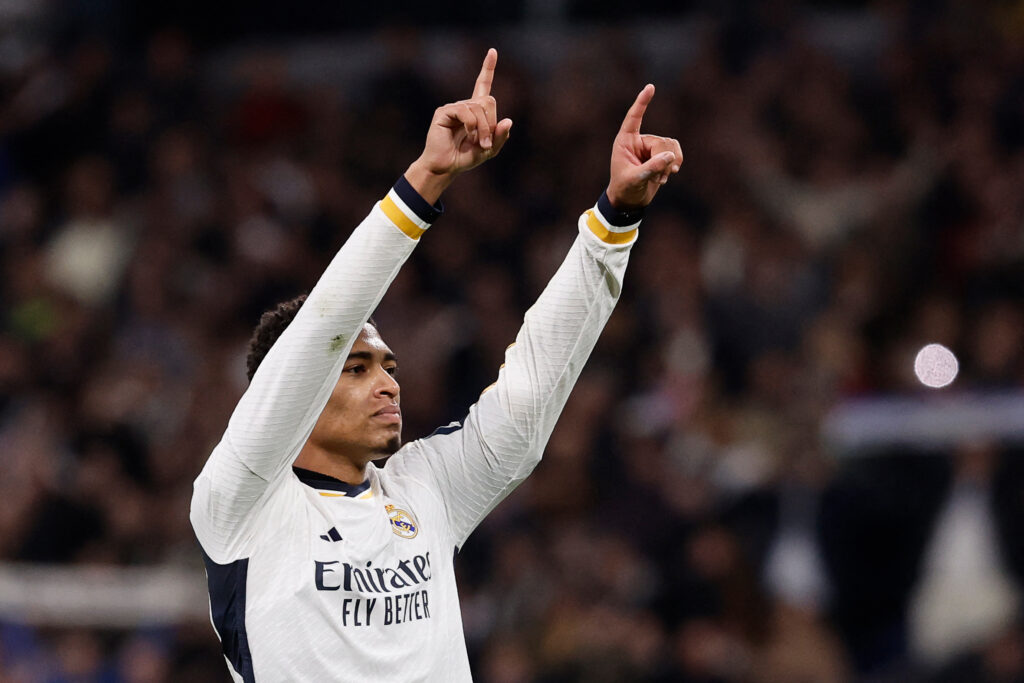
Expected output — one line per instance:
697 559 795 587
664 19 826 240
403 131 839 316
319 527 342 542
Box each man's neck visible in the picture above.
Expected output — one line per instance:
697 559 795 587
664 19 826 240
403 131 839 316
294 441 368 485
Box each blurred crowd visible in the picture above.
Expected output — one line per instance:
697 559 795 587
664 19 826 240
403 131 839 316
2 0 1024 680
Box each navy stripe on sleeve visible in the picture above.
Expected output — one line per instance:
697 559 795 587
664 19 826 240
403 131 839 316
427 421 463 437
394 175 444 224
597 192 645 227
201 550 255 683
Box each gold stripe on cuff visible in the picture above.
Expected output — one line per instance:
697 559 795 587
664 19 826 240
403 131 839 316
381 195 427 240
585 210 637 245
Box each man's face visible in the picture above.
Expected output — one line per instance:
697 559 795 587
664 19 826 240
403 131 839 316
311 323 402 461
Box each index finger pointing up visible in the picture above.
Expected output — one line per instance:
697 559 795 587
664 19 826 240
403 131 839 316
473 48 498 98
620 83 655 134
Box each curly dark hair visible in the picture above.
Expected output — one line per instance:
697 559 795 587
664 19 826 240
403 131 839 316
245 293 377 382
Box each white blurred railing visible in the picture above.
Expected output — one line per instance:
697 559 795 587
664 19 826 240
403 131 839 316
0 563 209 627
823 391 1024 453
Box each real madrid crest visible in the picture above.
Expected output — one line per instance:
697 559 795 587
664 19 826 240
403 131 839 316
385 504 418 539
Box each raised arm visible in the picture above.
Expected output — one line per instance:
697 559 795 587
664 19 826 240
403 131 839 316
396 85 683 549
191 50 513 562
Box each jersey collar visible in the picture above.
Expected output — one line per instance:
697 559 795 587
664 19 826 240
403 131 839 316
292 466 372 497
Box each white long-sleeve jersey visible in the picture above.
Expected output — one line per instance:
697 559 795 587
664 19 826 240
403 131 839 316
190 178 642 682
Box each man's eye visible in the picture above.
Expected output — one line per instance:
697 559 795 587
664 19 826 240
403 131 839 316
386 366 399 376
346 365 365 374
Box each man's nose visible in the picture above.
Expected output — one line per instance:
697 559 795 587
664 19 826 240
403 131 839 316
375 369 400 398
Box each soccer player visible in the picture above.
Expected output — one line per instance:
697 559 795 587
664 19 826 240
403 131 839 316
191 49 682 681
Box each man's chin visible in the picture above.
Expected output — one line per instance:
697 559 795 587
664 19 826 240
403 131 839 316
372 435 402 459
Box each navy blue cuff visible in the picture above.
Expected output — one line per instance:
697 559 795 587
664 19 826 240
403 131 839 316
395 175 444 224
597 192 645 227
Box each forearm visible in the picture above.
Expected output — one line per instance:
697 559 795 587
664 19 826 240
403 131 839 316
494 194 640 448
224 179 440 473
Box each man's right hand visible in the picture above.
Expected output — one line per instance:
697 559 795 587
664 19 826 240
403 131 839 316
405 49 513 204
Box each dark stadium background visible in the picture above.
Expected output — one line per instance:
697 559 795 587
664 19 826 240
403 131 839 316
2 0 1024 680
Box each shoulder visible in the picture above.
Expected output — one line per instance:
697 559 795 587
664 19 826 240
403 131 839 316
379 440 447 502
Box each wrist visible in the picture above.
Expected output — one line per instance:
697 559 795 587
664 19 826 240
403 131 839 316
598 190 646 226
405 160 455 205
602 181 643 210
605 184 645 212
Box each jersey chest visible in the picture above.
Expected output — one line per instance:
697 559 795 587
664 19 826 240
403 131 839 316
245 476 449 634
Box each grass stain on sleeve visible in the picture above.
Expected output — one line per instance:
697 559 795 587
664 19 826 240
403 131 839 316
329 334 347 353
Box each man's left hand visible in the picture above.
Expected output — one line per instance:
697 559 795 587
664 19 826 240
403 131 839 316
606 84 683 210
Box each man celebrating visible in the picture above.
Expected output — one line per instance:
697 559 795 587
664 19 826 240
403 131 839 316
191 49 681 681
